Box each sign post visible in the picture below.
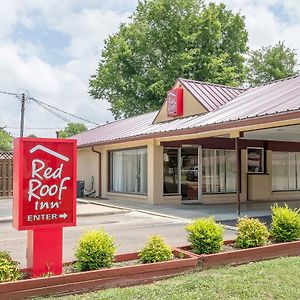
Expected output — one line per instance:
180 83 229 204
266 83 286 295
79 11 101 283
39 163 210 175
13 138 76 276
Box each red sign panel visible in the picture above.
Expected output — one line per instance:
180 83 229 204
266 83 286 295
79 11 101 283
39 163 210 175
167 88 183 117
13 138 76 230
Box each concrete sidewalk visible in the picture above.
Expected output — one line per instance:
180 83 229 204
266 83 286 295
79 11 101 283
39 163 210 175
0 200 129 223
81 198 300 223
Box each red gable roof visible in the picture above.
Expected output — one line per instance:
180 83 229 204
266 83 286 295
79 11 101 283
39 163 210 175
179 78 245 111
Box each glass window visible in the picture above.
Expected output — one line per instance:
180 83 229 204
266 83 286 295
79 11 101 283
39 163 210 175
163 148 179 194
202 149 236 194
272 151 300 191
247 148 264 173
110 148 147 194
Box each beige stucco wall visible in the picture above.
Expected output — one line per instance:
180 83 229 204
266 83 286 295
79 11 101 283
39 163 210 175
77 148 100 197
106 192 148 203
247 150 271 201
154 85 207 123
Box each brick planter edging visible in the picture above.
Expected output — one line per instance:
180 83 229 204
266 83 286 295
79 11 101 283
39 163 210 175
0 249 198 300
179 239 300 269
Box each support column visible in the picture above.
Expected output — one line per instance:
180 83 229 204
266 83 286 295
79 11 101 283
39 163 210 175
147 141 164 204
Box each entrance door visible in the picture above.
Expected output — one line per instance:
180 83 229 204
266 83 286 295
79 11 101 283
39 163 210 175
181 146 201 201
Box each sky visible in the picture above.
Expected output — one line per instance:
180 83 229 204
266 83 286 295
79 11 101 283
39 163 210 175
0 0 299 138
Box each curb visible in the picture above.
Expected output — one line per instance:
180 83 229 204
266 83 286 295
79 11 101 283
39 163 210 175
78 199 237 231
78 199 190 222
77 199 133 212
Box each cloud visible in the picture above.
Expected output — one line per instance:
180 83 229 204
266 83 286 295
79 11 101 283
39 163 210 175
0 1 135 137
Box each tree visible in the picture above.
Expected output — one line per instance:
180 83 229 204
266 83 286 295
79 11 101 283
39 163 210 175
27 134 38 138
246 42 298 86
0 129 12 151
89 0 248 119
58 123 88 138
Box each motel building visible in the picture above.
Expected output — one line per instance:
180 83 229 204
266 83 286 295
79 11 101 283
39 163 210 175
75 75 300 211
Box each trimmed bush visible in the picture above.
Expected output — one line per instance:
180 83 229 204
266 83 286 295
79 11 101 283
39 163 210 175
185 217 224 254
139 235 173 263
235 217 270 249
0 251 21 282
271 204 300 242
75 229 116 271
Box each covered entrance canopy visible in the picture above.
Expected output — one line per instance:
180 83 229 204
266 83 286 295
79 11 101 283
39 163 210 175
161 122 300 216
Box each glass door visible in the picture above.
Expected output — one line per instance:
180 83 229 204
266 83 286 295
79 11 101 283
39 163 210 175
181 146 201 201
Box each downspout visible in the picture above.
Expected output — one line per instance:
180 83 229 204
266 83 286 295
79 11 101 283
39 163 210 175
92 147 102 198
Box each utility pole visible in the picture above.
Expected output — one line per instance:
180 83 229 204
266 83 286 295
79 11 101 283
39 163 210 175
20 93 25 137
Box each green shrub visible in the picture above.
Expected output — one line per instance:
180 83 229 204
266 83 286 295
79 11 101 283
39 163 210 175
185 217 224 254
75 229 116 271
0 251 21 282
139 235 173 263
271 204 300 242
235 217 270 249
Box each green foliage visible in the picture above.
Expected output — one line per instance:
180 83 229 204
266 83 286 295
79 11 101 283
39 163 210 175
185 217 224 254
75 229 116 271
89 0 248 119
58 122 88 138
0 251 21 282
271 204 300 242
246 41 298 86
0 129 12 151
235 217 269 249
139 235 173 263
27 134 38 138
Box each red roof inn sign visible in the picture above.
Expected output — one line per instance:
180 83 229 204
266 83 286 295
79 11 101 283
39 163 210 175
167 88 183 117
13 138 76 276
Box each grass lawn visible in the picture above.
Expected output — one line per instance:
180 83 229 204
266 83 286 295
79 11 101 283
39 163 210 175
47 256 300 300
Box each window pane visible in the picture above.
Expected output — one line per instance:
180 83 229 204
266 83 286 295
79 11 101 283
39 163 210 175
110 148 147 194
202 149 215 193
163 148 179 194
289 153 297 190
225 151 236 192
216 150 226 193
202 149 236 194
272 152 289 190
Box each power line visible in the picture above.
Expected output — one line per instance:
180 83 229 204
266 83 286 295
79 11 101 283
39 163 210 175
0 89 100 126
30 97 100 126
33 100 73 123
0 90 18 96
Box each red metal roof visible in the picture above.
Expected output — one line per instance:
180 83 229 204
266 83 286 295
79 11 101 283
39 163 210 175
74 111 158 147
179 78 245 111
75 75 300 147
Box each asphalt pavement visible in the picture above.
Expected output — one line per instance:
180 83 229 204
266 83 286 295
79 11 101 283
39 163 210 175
0 197 237 267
